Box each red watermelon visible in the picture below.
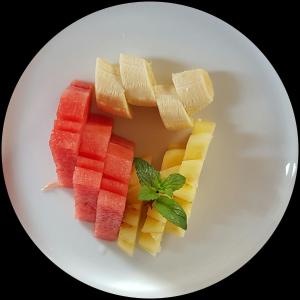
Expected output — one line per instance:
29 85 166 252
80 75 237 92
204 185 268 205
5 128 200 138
49 129 81 187
79 115 113 161
73 167 103 222
103 142 134 183
101 176 129 197
54 119 83 133
56 86 92 123
76 156 104 173
95 189 126 240
110 134 135 151
70 80 94 91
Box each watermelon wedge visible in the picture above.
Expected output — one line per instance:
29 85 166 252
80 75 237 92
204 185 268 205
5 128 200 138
76 156 104 173
95 189 126 240
70 80 94 91
54 119 83 133
110 134 135 151
79 115 113 161
56 86 92 123
49 129 81 187
101 176 129 197
103 142 134 183
73 166 103 222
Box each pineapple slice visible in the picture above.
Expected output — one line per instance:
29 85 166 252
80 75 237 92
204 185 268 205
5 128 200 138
150 232 163 240
122 208 140 226
175 197 193 217
179 160 203 187
167 143 186 150
147 207 167 223
173 183 197 203
160 165 180 179
192 119 216 135
142 217 165 233
117 157 152 256
139 232 161 256
117 239 135 256
119 223 137 243
183 134 212 161
161 149 185 170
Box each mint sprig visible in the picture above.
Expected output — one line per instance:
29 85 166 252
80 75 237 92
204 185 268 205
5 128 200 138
134 157 187 230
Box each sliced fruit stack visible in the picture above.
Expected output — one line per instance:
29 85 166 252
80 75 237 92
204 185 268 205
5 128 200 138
49 81 135 241
116 119 215 256
95 54 214 130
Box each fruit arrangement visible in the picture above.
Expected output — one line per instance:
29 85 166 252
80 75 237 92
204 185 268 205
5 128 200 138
46 54 215 256
95 54 214 129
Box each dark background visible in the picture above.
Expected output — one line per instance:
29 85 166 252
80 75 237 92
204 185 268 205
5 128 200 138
1 1 298 298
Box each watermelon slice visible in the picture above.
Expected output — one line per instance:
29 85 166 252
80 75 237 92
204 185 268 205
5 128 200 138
56 86 92 123
110 134 135 151
73 167 103 222
49 129 81 187
70 80 94 91
76 156 104 173
79 115 113 161
95 189 126 240
54 119 83 133
101 176 129 197
103 142 134 183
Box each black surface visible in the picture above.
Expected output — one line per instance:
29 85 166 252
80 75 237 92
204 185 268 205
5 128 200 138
1 1 298 298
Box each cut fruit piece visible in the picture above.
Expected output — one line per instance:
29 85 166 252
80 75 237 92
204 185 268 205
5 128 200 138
79 115 113 161
175 197 193 217
172 69 214 115
122 208 140 226
103 142 134 184
54 119 83 133
183 133 212 161
49 129 81 187
150 233 163 240
95 189 126 241
164 222 185 237
146 207 166 223
161 148 185 170
141 217 165 233
118 223 137 243
117 239 134 256
126 185 140 203
138 232 161 256
110 134 135 151
192 119 216 135
173 183 197 203
56 86 92 123
160 165 180 179
179 160 204 187
167 143 186 150
101 176 129 197
76 156 104 173
154 84 193 130
73 167 103 222
70 80 94 91
95 58 132 119
119 53 156 107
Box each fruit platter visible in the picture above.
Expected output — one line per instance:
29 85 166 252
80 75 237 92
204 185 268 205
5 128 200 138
45 54 216 256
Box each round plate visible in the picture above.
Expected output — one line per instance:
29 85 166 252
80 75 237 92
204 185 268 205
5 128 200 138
2 3 298 298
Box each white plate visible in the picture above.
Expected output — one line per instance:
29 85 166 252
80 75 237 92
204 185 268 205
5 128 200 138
2 3 298 298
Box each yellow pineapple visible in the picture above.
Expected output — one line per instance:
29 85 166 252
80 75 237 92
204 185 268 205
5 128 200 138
179 160 203 187
142 217 166 233
161 149 185 170
117 157 152 256
138 232 161 255
192 119 216 135
183 134 212 161
160 165 180 179
173 183 197 202
167 143 186 150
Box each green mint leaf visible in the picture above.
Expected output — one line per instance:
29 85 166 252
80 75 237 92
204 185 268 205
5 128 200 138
153 196 187 230
161 173 186 193
134 157 161 189
138 185 160 201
